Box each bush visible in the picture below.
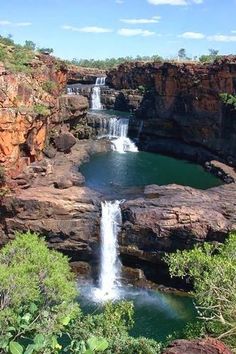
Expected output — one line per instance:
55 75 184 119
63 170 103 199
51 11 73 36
219 93 236 109
0 166 5 184
0 232 79 353
42 80 58 94
166 232 236 349
33 103 51 116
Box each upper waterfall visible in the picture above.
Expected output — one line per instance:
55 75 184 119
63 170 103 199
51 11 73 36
91 76 106 110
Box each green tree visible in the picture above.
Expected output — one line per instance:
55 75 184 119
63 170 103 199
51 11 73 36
178 48 186 60
38 47 54 54
0 232 79 352
166 232 236 349
24 40 36 51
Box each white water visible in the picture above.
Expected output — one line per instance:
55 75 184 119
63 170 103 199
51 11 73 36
93 200 122 302
91 77 106 110
91 86 103 110
96 116 138 153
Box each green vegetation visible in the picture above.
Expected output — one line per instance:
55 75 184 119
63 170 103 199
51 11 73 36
0 166 5 185
166 232 236 350
199 49 222 63
68 55 163 69
42 80 58 94
33 103 51 116
0 232 161 354
219 93 236 109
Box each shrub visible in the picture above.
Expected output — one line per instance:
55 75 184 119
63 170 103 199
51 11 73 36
42 80 57 94
0 232 79 353
0 166 5 184
166 232 236 349
219 93 236 109
33 103 51 116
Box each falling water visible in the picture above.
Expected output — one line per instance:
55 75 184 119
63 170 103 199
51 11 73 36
91 77 106 110
93 200 122 302
91 86 103 110
108 118 138 153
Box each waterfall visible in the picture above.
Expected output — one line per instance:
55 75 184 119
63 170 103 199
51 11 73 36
94 200 122 301
91 86 103 110
91 77 106 110
95 77 106 86
108 118 138 153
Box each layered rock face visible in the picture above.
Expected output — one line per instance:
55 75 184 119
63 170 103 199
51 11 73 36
0 55 91 176
120 183 236 287
107 57 236 165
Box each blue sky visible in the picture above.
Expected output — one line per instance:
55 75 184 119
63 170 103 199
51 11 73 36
0 0 236 60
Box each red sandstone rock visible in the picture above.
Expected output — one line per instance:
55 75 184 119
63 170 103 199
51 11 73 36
163 338 232 354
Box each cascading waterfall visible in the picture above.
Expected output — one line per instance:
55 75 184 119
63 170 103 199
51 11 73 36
108 118 138 153
93 200 122 301
91 77 106 110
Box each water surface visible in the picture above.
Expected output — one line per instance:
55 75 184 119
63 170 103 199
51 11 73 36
80 151 222 196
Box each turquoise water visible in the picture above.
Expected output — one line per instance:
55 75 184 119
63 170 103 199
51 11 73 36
78 284 197 342
80 151 222 196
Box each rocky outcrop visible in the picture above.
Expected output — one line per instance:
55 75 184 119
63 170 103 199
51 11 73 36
107 57 236 166
67 66 105 84
0 140 111 266
163 338 232 354
120 184 236 287
0 55 93 178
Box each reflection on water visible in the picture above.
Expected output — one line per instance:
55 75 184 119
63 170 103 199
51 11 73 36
80 151 222 197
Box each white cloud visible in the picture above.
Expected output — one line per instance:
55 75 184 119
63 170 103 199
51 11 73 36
118 28 155 37
179 31 205 39
147 0 203 5
207 34 236 42
62 25 112 33
0 20 32 27
120 16 161 24
231 30 236 34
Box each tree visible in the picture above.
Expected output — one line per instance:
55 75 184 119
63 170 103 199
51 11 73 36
24 40 36 51
209 48 219 58
178 48 187 60
166 232 236 349
0 232 79 352
38 47 54 55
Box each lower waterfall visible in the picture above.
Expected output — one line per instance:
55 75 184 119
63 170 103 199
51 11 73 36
108 117 138 153
93 200 122 301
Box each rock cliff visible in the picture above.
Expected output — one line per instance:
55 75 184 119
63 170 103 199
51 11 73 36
0 54 91 177
107 57 236 165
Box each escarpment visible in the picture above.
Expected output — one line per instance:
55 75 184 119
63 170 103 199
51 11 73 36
106 57 236 165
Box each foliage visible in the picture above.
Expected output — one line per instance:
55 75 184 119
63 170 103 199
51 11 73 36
0 232 79 353
166 232 236 349
199 48 221 63
68 54 163 69
33 103 51 116
178 48 186 59
219 93 236 109
37 47 54 55
0 166 5 184
65 301 161 353
42 80 58 94
24 40 36 51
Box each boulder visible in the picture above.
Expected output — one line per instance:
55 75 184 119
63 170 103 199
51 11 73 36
163 338 232 354
54 132 76 152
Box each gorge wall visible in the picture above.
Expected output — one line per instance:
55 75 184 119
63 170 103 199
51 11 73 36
0 54 100 177
107 57 236 165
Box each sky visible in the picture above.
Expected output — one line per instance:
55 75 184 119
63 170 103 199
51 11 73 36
0 0 236 60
